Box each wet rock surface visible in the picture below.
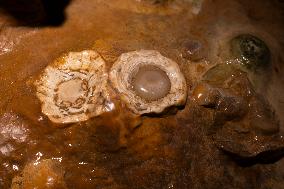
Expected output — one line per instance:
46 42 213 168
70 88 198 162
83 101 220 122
180 38 208 62
192 64 283 159
230 34 271 71
0 0 283 189
11 159 67 189
103 0 204 16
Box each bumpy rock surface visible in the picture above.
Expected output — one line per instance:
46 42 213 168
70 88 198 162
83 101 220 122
192 64 284 158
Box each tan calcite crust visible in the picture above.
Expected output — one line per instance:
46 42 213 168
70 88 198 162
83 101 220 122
102 0 204 16
110 50 187 114
35 50 109 124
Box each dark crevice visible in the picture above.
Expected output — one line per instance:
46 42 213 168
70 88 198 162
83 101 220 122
223 148 284 167
0 0 71 27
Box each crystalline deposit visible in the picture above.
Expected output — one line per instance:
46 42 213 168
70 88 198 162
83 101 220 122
110 50 187 115
35 50 109 124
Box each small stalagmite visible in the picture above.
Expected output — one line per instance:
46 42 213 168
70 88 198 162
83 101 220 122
34 50 110 124
110 50 187 115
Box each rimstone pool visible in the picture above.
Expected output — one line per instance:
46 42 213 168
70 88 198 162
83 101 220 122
0 0 284 188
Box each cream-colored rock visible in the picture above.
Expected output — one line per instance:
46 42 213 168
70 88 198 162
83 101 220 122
110 50 187 114
35 50 109 124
